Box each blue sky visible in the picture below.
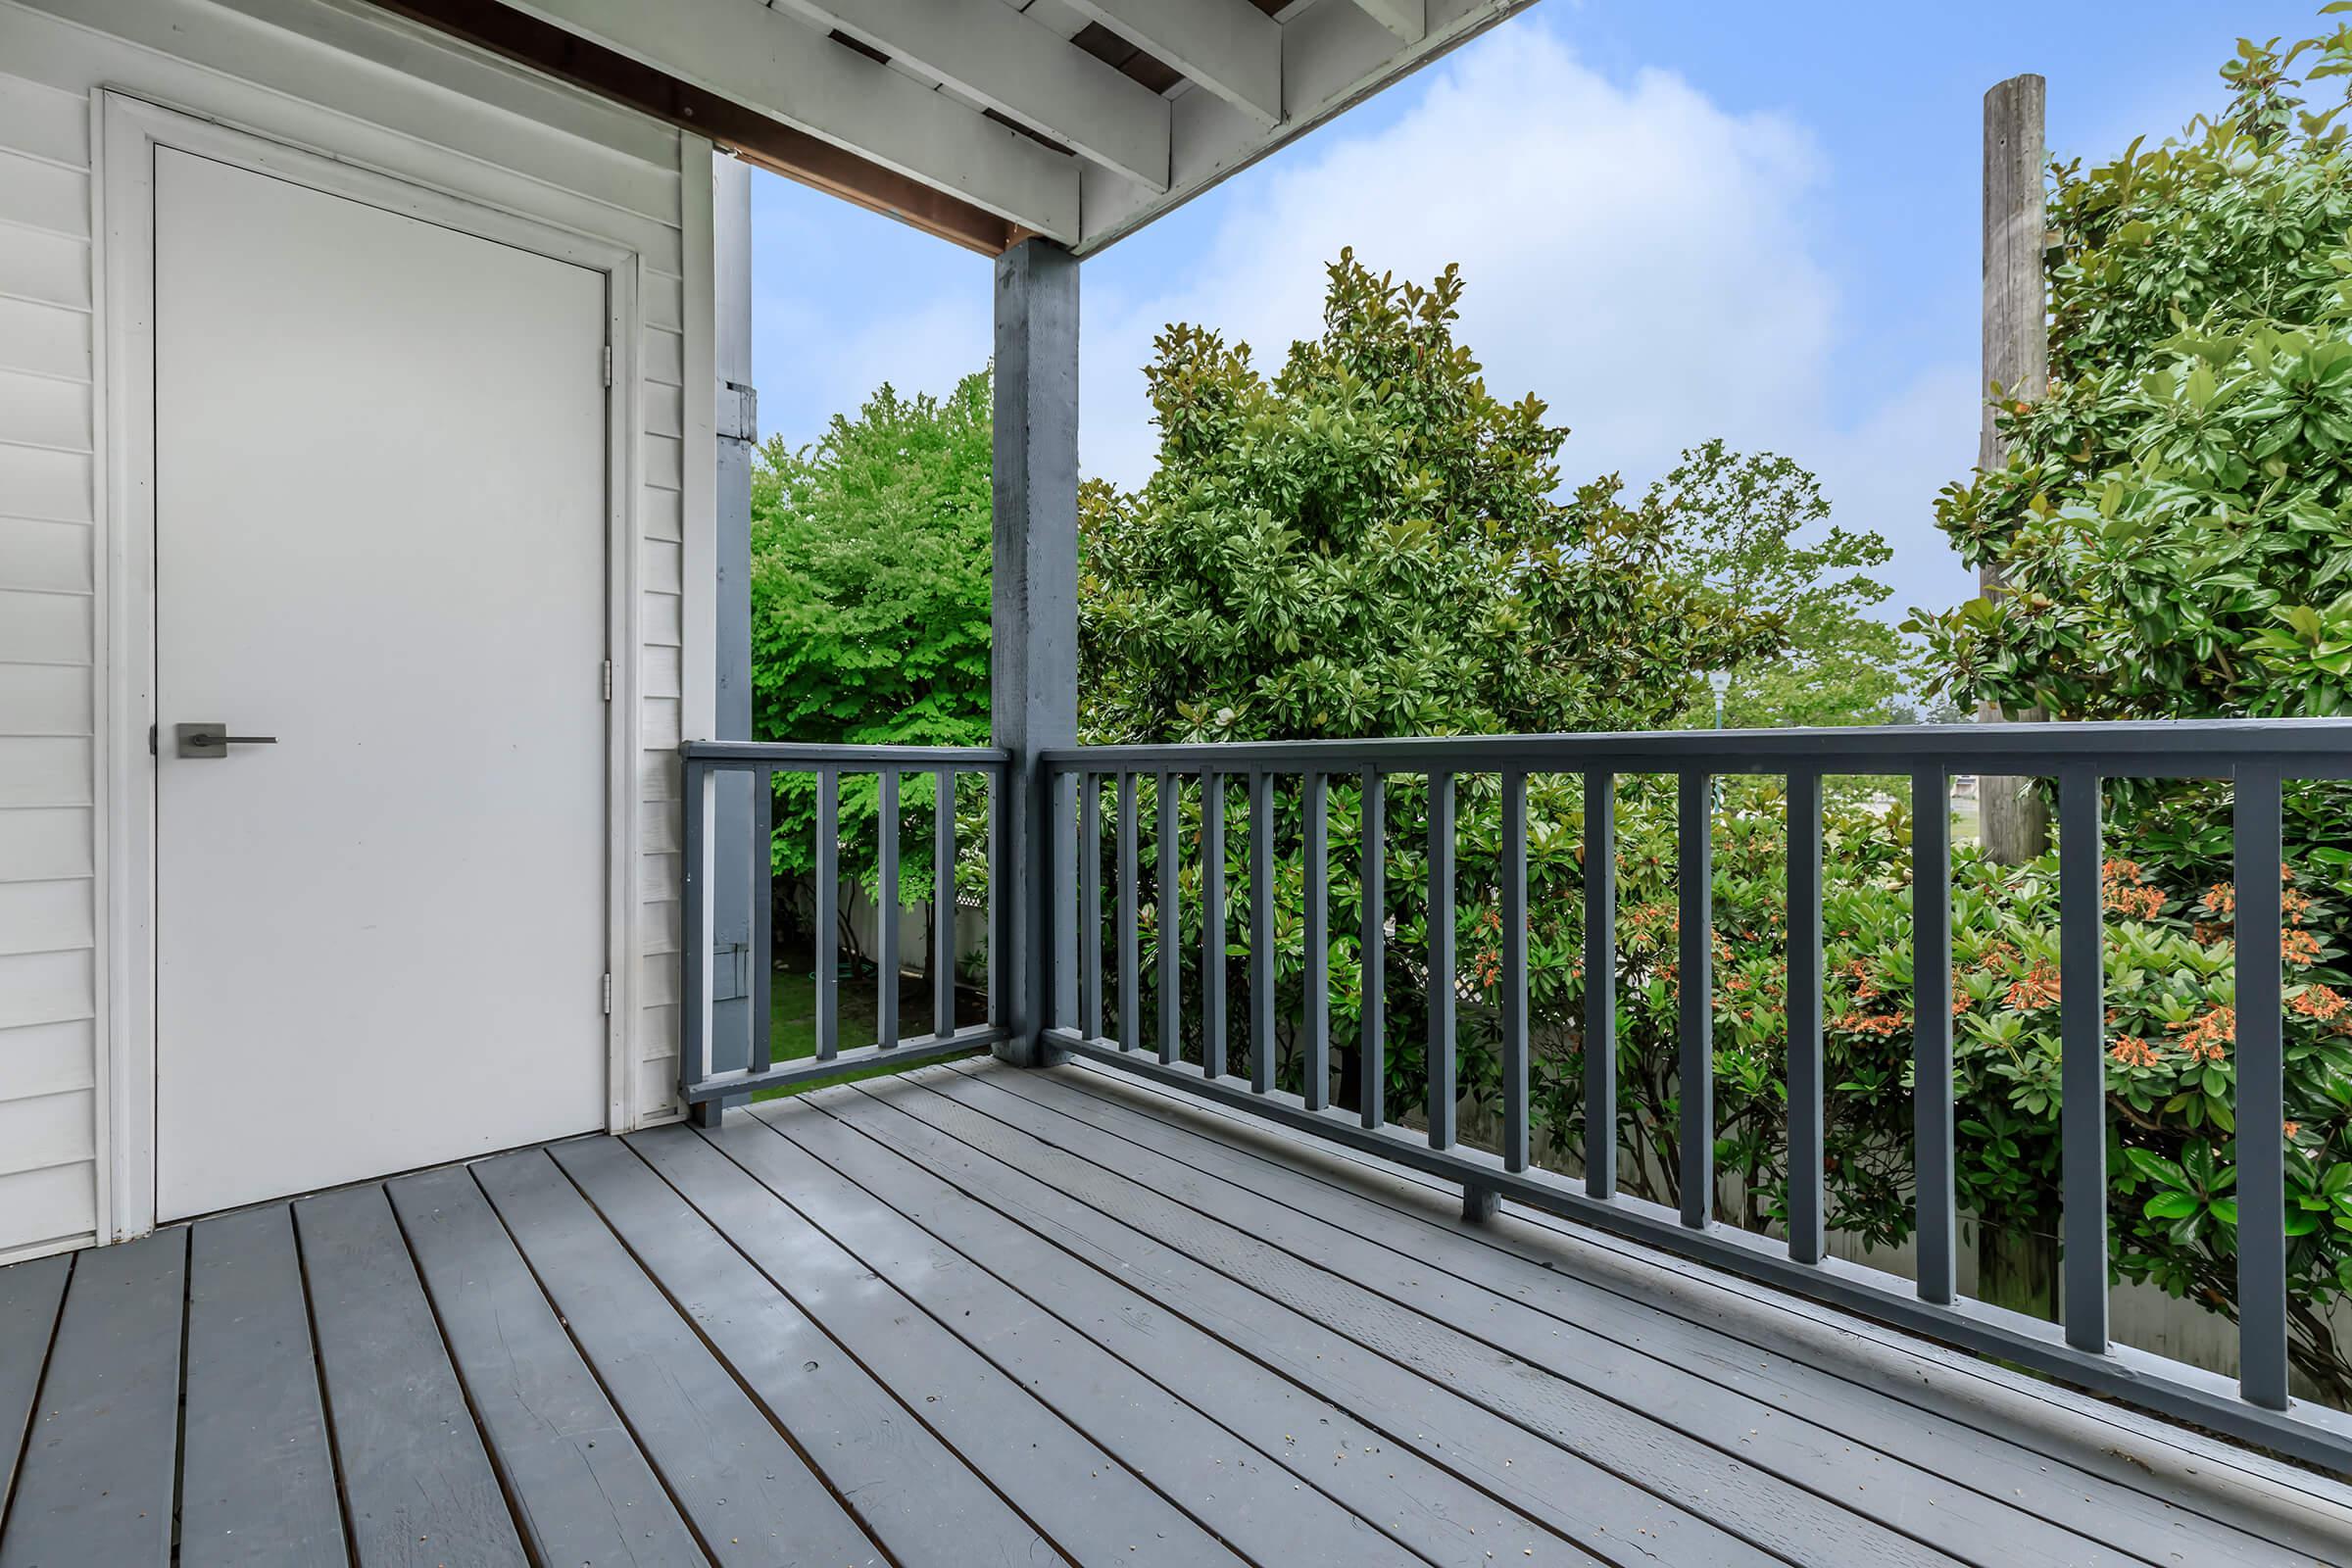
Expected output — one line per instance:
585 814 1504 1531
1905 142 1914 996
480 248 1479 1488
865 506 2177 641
750 1 2330 619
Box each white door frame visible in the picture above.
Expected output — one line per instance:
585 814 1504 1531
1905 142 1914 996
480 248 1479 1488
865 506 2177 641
93 91 642 1241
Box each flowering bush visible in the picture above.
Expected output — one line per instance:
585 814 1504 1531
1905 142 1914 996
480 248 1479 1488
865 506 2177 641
1121 775 2352 1406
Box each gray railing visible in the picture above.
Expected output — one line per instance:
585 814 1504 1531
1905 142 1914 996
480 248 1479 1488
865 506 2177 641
677 741 1005 1108
1037 720 2352 1470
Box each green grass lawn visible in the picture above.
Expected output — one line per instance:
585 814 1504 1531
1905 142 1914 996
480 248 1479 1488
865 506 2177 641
751 952 982 1102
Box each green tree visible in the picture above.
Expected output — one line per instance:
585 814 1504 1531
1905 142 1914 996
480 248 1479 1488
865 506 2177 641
1080 253 1792 745
1079 250 1910 1152
750 372 993 922
1904 18 2352 1399
1913 23 2352 720
1653 440 1916 728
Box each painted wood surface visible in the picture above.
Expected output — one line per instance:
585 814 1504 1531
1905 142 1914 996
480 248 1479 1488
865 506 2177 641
0 1060 2343 1567
179 1208 347 1568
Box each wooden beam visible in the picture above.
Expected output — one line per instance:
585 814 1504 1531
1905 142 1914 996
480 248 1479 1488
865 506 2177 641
1977 72 2050 864
1348 0 1426 44
1078 0 1529 254
774 0 1171 189
496 0 1080 239
1061 0 1282 127
376 0 1015 253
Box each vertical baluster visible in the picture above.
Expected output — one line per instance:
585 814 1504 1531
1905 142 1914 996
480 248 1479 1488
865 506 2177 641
933 768 956 1039
1157 772 1180 1065
753 765 773 1070
1359 769 1386 1130
1785 768 1824 1264
1501 769 1530 1173
1118 772 1140 1053
1052 768 1077 1032
986 765 1004 1028
2059 769 2107 1353
1585 771 1616 1200
682 757 710 1102
1913 765 1955 1303
1081 774 1102 1040
1678 769 1714 1229
1427 772 1457 1148
1202 772 1227 1078
877 768 900 1049
1250 769 1276 1094
815 767 839 1062
1303 770 1330 1111
2236 764 2289 1408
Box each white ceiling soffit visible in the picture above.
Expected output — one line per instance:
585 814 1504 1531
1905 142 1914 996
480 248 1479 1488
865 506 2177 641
506 0 1539 254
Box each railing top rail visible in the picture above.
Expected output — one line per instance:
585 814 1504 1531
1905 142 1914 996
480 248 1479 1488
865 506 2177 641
682 740 1011 765
1041 717 2352 775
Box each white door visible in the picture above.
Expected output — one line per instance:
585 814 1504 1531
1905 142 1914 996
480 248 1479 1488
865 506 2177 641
153 148 610 1220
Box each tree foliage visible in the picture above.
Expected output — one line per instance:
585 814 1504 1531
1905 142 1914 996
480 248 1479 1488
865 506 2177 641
749 373 992 904
1915 22 2352 719
1080 254 1848 743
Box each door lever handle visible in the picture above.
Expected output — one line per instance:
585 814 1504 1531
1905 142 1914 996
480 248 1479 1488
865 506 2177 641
174 723 277 759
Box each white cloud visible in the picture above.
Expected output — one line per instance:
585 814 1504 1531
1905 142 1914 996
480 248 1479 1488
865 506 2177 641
1079 21 1980 616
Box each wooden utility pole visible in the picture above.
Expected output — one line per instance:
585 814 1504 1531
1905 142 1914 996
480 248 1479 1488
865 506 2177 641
1978 73 2050 863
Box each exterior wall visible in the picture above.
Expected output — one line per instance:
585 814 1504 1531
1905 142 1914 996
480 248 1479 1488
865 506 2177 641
0 0 710 1259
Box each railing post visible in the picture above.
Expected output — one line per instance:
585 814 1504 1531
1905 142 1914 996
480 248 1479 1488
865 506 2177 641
1302 771 1329 1108
2235 764 2289 1409
1157 772 1180 1065
1785 768 1824 1263
1678 769 1714 1228
1913 765 1956 1304
1500 769 1529 1175
2059 769 2107 1353
682 754 717 1127
990 238 1078 1067
1358 769 1386 1129
1584 771 1616 1200
877 767 899 1050
1249 768 1276 1094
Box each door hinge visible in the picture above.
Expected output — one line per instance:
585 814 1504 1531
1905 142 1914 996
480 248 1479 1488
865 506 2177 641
602 659 613 701
147 723 157 757
603 343 613 387
602 971 613 1014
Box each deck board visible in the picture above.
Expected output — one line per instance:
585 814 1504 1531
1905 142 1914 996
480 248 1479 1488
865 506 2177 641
914 1064 2156 1568
714 1106 1421 1568
294 1183 528 1568
633 1118 1250 1568
0 1231 182 1568
0 1055 2344 1568
386 1163 702 1568
979 1059 2308 1568
763 1086 1597 1568
547 1133 1056 1568
0 1252 66 1530
468 1148 883 1568
179 1206 347 1568
876 1070 1981 1568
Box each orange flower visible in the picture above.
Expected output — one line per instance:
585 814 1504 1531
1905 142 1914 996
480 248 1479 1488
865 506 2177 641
2006 961 2061 1010
2167 1006 2234 1063
2282 928 2323 966
2108 1036 2163 1069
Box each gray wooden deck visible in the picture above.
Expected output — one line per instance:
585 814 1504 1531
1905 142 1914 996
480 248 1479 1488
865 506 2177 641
1 1058 2347 1567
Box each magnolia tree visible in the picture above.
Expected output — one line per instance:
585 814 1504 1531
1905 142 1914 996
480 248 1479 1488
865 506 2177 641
1079 252 1902 1189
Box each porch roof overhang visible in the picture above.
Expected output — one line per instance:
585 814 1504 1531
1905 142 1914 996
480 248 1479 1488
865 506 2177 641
376 0 1540 255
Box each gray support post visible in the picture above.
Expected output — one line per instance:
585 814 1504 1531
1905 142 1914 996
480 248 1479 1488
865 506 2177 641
700 151 758 1123
992 239 1080 1067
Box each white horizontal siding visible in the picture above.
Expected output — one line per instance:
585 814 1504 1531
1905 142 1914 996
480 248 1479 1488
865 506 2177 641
0 0 705 1255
